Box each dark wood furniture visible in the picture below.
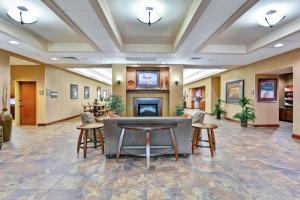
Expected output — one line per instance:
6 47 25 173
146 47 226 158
279 107 293 122
192 123 217 157
77 123 105 158
116 123 178 171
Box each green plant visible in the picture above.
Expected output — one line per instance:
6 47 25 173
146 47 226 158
233 97 256 127
176 104 185 116
106 95 124 115
213 98 226 119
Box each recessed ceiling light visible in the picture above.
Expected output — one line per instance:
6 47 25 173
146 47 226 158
274 43 284 48
9 40 19 45
160 61 166 64
51 57 58 61
258 10 286 28
7 6 37 24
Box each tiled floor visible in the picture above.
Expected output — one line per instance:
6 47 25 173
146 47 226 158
0 116 300 200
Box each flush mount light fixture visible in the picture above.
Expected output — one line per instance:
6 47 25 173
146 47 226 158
258 10 286 28
274 43 284 48
137 3 162 26
7 6 37 24
9 40 19 45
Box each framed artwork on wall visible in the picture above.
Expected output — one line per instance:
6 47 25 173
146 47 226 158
258 78 277 102
84 86 90 99
70 84 78 99
226 80 244 104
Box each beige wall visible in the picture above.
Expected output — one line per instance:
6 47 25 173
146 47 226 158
11 65 46 125
126 92 169 117
112 64 127 116
0 51 10 111
169 65 183 116
45 66 111 123
211 77 221 113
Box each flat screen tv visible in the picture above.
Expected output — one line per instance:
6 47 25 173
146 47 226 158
136 70 160 88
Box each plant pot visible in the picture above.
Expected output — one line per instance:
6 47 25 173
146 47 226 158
240 119 248 127
0 108 12 142
216 114 221 120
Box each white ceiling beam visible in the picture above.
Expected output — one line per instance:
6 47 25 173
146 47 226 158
47 43 96 52
89 0 123 51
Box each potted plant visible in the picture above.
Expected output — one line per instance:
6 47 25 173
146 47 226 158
213 98 226 119
106 95 124 116
176 104 185 116
0 82 12 142
233 97 256 127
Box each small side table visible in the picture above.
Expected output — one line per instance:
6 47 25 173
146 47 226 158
192 123 218 157
116 123 178 171
77 123 105 158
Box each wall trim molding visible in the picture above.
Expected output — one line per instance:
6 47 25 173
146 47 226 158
37 114 80 126
292 134 300 140
252 124 280 127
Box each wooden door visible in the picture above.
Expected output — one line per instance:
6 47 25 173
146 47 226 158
20 82 36 125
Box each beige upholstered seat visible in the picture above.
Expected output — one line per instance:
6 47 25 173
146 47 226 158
191 111 205 123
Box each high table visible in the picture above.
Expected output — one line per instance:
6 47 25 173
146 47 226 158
192 123 218 157
116 123 178 171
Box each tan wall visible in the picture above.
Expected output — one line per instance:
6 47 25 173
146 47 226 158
169 65 183 116
0 51 10 111
45 66 111 123
112 64 127 116
11 65 46 125
211 77 221 113
126 92 169 117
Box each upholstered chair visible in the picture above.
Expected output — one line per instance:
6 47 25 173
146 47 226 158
191 111 205 123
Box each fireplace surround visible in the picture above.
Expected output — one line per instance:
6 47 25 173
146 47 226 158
134 98 162 117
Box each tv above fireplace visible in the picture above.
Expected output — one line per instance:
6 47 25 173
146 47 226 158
136 70 160 89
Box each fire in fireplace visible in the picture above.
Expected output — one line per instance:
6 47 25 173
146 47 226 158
134 98 162 117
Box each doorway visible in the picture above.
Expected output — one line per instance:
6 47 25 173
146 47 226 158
19 82 36 125
191 86 205 111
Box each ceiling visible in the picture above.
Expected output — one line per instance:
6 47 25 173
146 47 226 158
107 0 194 44
1 0 300 84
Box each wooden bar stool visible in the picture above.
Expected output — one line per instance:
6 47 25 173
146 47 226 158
77 123 105 158
192 123 217 157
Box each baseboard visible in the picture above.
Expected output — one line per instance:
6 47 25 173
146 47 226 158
292 134 300 140
252 124 280 127
37 114 80 126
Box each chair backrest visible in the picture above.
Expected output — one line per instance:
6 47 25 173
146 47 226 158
81 112 96 124
191 111 205 123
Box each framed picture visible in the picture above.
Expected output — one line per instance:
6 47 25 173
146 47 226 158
84 86 90 99
102 90 107 98
70 84 78 99
258 78 277 102
136 70 160 89
226 80 244 104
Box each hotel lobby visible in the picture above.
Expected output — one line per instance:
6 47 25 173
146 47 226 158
1 0 300 199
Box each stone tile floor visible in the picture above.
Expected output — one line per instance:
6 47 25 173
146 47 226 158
0 116 300 200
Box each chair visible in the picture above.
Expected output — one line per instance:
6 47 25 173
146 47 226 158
191 111 205 151
0 126 3 150
76 112 105 157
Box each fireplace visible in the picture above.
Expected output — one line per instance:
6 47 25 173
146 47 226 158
134 98 162 117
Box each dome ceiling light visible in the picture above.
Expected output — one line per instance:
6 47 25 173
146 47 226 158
258 10 286 28
137 5 162 26
7 6 37 25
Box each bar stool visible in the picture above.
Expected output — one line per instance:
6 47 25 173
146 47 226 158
192 123 217 157
77 123 104 158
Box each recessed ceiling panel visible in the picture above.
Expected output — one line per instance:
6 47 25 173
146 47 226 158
107 0 194 44
0 0 85 43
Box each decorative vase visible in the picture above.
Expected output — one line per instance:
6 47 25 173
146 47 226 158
216 114 221 120
0 108 12 142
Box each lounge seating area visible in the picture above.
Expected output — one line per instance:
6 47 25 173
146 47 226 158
1 0 300 199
